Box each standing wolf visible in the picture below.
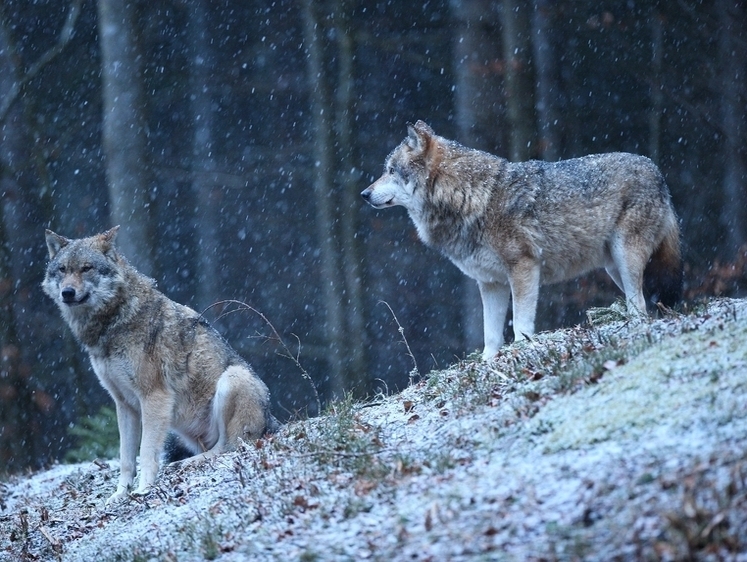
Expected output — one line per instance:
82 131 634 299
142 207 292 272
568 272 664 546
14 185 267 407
362 121 681 361
43 227 278 503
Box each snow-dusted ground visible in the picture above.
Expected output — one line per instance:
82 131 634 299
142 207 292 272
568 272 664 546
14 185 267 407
2 298 746 561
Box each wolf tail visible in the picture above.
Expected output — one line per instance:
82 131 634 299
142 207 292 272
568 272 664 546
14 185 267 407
644 210 682 308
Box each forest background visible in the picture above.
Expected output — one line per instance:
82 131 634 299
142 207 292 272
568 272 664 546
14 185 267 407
0 0 745 473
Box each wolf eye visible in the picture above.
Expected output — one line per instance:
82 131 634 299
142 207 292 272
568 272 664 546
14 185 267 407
58 265 66 273
388 166 395 175
81 264 93 273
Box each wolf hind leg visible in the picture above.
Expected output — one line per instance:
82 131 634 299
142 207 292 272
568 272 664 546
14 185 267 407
508 260 541 342
609 236 648 316
197 365 269 460
174 366 270 469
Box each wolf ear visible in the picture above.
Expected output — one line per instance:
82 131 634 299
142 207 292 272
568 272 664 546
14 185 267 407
45 230 70 259
98 226 120 253
405 120 434 153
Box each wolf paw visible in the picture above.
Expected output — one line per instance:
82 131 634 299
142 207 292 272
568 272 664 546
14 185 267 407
105 488 129 505
130 485 153 498
171 451 215 470
481 348 499 362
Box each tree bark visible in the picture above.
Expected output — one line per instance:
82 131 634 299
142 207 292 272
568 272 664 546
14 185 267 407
97 0 157 275
451 0 504 353
0 15 42 471
502 0 536 162
302 0 348 399
332 2 370 395
186 0 222 310
717 0 747 258
648 11 664 165
451 0 505 155
531 0 561 161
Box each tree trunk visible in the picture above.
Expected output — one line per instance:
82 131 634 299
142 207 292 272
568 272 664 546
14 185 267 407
0 210 26 471
717 0 747 258
97 0 157 276
531 0 561 161
502 0 536 161
186 0 222 310
451 0 504 353
648 11 664 165
302 0 348 399
0 16 42 471
332 2 370 395
451 0 505 154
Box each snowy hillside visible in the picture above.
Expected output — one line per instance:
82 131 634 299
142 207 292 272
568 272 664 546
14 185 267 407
2 298 746 561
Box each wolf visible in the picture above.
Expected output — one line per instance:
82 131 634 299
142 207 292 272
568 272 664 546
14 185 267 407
42 227 278 503
362 120 681 361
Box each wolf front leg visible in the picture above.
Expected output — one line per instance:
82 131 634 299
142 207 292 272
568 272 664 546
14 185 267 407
107 400 140 505
509 260 541 342
133 390 173 496
478 281 511 361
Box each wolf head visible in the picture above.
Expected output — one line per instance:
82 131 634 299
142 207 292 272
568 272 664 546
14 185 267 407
42 227 125 317
361 120 437 209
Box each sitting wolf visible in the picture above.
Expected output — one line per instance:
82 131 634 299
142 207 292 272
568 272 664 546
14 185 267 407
43 227 278 503
362 120 682 360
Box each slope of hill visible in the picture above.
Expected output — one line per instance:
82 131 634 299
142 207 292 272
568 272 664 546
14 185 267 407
2 298 746 561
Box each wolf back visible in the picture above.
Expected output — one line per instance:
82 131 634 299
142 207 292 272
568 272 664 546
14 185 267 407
42 227 278 503
362 121 682 360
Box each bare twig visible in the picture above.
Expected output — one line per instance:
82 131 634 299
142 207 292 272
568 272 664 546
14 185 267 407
378 301 419 385
39 525 62 555
0 0 84 124
200 300 322 416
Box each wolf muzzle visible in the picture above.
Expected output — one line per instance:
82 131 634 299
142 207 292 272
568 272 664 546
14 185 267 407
61 287 88 305
361 186 392 208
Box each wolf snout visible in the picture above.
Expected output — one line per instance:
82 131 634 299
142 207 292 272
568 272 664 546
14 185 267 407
61 287 77 302
61 286 87 305
361 186 393 208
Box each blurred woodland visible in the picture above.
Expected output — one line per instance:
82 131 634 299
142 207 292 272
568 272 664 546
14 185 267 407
0 0 745 472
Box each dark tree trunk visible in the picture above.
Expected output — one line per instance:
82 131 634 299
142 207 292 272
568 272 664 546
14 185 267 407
451 0 505 353
333 2 370 395
302 0 348 399
0 16 48 471
648 10 664 165
501 0 536 161
302 0 372 399
531 0 561 161
97 0 157 276
717 0 747 258
186 0 222 310
451 0 505 155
